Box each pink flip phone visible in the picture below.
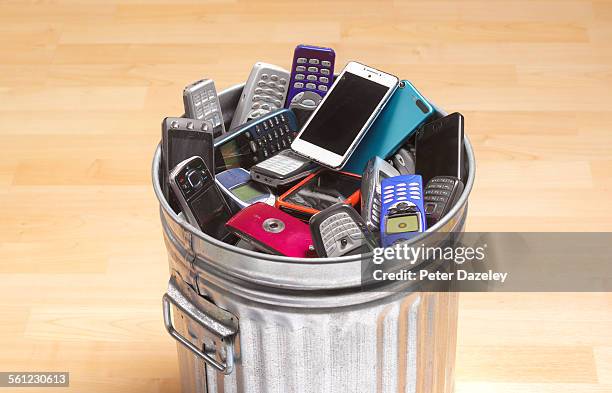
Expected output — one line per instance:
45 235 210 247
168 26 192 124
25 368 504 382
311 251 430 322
226 203 314 258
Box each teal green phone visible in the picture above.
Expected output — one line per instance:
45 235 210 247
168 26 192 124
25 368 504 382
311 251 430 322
342 80 434 174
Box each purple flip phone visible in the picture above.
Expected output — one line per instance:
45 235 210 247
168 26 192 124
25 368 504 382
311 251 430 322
285 45 335 112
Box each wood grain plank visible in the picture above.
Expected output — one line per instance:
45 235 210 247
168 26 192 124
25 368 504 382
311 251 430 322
0 0 610 391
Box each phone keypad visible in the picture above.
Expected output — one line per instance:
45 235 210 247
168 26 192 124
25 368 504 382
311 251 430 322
382 182 422 206
423 176 462 226
290 55 334 94
424 178 453 200
424 178 454 202
379 175 426 247
286 49 334 112
238 110 298 164
319 212 364 257
371 190 382 225
185 84 224 137
247 71 289 122
255 152 306 176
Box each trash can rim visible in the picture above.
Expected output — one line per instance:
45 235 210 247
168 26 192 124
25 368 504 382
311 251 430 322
151 88 475 265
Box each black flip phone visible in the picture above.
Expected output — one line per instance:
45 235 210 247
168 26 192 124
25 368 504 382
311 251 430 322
169 156 234 242
423 176 464 227
415 112 466 186
162 117 215 212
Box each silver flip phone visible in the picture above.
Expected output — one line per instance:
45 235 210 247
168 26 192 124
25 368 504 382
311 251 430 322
361 156 400 232
309 203 376 258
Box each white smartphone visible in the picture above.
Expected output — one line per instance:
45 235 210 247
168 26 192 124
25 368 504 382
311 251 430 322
291 61 398 169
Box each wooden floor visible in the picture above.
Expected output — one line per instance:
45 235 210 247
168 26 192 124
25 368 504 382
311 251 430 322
1 0 611 392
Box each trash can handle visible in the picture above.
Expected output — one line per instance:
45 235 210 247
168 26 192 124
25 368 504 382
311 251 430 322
162 281 238 375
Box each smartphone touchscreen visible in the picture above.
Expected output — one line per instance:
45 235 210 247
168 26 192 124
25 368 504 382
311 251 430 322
297 72 391 157
284 171 360 211
415 112 466 185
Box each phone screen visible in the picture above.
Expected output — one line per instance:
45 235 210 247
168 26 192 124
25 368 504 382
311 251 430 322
415 113 465 185
168 129 214 177
298 72 390 156
215 135 253 173
386 215 420 234
232 183 264 202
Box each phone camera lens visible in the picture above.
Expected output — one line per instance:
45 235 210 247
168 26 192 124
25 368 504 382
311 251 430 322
263 218 285 233
368 74 372 78
415 99 429 114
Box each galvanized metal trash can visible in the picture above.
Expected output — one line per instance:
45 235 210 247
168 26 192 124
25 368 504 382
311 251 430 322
152 84 475 393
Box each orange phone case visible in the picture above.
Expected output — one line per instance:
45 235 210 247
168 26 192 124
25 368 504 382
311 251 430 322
276 169 361 221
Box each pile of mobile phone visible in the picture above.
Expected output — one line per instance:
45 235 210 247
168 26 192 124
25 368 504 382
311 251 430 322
159 43 468 259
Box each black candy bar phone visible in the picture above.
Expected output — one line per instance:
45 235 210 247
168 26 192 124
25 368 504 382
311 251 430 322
183 79 225 138
415 112 466 185
169 156 234 242
309 203 376 258
423 176 464 227
250 149 319 188
162 117 215 212
214 109 298 174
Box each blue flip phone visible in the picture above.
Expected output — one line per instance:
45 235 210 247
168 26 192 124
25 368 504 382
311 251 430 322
380 174 426 247
342 80 434 174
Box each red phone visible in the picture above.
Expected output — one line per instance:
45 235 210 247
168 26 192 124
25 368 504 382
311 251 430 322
276 169 361 221
225 203 314 258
